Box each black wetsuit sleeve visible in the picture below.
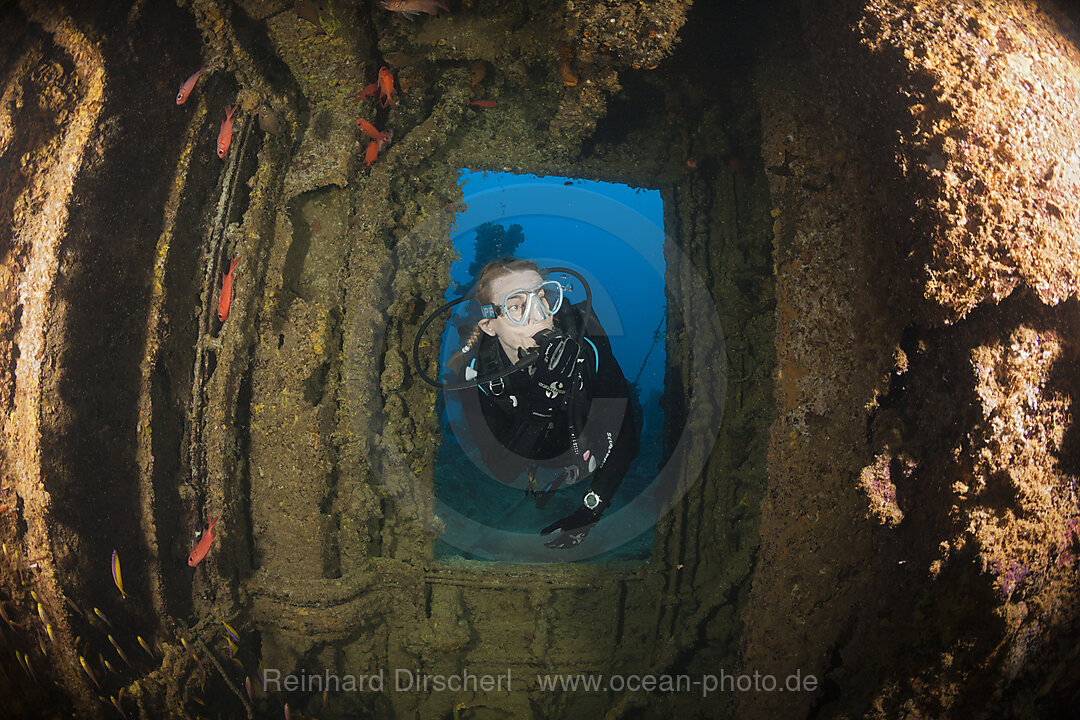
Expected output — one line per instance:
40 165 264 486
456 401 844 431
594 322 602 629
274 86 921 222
575 309 641 507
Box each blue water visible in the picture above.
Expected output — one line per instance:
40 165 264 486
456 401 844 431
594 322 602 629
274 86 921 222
434 170 666 562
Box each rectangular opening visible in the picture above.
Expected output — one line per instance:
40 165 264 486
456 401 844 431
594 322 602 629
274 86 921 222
433 170 666 563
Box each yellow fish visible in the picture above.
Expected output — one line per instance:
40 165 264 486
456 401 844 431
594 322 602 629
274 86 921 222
110 550 126 600
17 651 34 681
136 635 154 657
221 620 240 644
181 636 200 664
107 634 131 666
79 655 100 689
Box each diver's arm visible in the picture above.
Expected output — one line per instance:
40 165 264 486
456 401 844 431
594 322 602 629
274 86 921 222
541 402 640 548
575 312 641 505
583 399 639 507
542 311 642 548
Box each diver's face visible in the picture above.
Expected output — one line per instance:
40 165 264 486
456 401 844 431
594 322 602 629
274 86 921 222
479 270 556 357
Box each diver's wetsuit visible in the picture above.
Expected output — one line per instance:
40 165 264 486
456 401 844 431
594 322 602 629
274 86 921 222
458 301 640 515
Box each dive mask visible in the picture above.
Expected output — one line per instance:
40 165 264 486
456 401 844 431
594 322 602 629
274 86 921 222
480 280 564 325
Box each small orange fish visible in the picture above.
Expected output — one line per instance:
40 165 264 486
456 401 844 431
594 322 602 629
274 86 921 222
362 127 393 166
377 67 396 108
353 82 379 102
217 103 239 159
217 257 240 322
357 118 386 143
364 140 379 166
466 99 497 108
176 67 204 105
187 517 219 567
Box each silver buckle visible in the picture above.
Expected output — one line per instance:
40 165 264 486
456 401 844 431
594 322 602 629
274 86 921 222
583 490 601 510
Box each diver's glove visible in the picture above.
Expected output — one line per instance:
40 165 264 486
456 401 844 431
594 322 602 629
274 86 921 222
540 492 605 549
520 330 581 414
531 329 581 383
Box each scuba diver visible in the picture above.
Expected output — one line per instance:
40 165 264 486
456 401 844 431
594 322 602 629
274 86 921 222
443 257 640 549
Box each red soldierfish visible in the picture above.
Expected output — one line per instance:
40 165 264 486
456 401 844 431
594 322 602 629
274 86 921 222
356 118 387 144
467 99 497 108
353 82 379 102
217 257 240 322
364 140 379 166
377 67 397 108
176 67 204 105
378 0 449 16
356 118 380 141
217 104 239 159
187 517 219 567
363 128 393 166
